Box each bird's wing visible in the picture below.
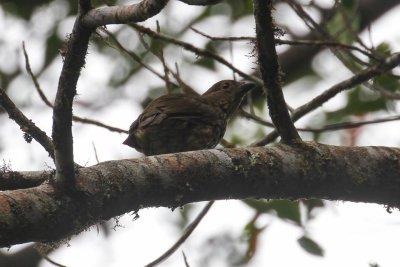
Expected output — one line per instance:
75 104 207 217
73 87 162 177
131 94 218 130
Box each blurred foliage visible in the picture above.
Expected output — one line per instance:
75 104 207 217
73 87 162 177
298 235 324 256
327 3 360 44
244 199 302 226
239 199 325 260
326 86 390 120
2 0 56 19
226 0 253 21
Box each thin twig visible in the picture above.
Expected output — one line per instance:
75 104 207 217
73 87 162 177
285 0 374 72
24 40 127 134
190 27 377 59
337 4 371 52
173 63 198 95
365 81 400 100
72 116 127 133
241 109 400 133
305 115 400 133
160 49 173 94
123 27 197 96
37 251 66 267
240 109 275 128
22 42 53 107
182 251 190 267
190 27 253 41
156 21 173 94
292 54 400 121
253 53 400 145
0 87 55 160
130 24 262 85
276 39 379 60
92 141 100 163
144 201 214 267
101 28 168 83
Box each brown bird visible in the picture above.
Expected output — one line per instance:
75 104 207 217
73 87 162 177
123 80 255 155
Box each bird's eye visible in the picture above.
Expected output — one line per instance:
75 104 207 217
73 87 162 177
222 82 230 89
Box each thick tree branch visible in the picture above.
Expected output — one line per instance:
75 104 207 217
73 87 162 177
82 0 169 28
1 143 400 247
52 6 93 187
253 0 301 143
0 88 55 159
0 170 50 191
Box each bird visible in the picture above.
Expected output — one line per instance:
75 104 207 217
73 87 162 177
123 80 256 156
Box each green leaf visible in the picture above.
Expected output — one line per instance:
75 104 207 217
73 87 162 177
195 57 216 70
240 214 268 264
301 199 325 221
342 0 356 9
326 7 359 44
375 42 392 57
2 0 50 19
44 32 64 68
225 0 253 21
374 76 400 94
229 134 245 146
243 199 301 225
298 235 324 257
194 41 218 70
325 85 393 121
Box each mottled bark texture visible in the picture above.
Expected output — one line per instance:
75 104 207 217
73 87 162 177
82 0 169 28
1 143 400 247
253 0 301 143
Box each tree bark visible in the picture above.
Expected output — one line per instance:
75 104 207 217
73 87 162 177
1 142 400 247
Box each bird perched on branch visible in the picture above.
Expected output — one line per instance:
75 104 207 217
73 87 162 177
123 80 255 156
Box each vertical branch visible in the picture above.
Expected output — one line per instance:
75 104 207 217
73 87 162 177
253 0 301 144
52 3 94 188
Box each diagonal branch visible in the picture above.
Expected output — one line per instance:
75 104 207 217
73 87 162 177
0 88 55 160
253 0 301 143
273 0 400 84
190 27 378 60
254 53 400 146
241 109 400 133
292 53 400 122
145 201 214 267
131 24 263 85
24 42 127 134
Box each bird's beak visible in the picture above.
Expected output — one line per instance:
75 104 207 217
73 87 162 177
238 81 257 92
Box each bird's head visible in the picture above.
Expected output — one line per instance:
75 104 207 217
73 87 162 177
202 80 256 118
